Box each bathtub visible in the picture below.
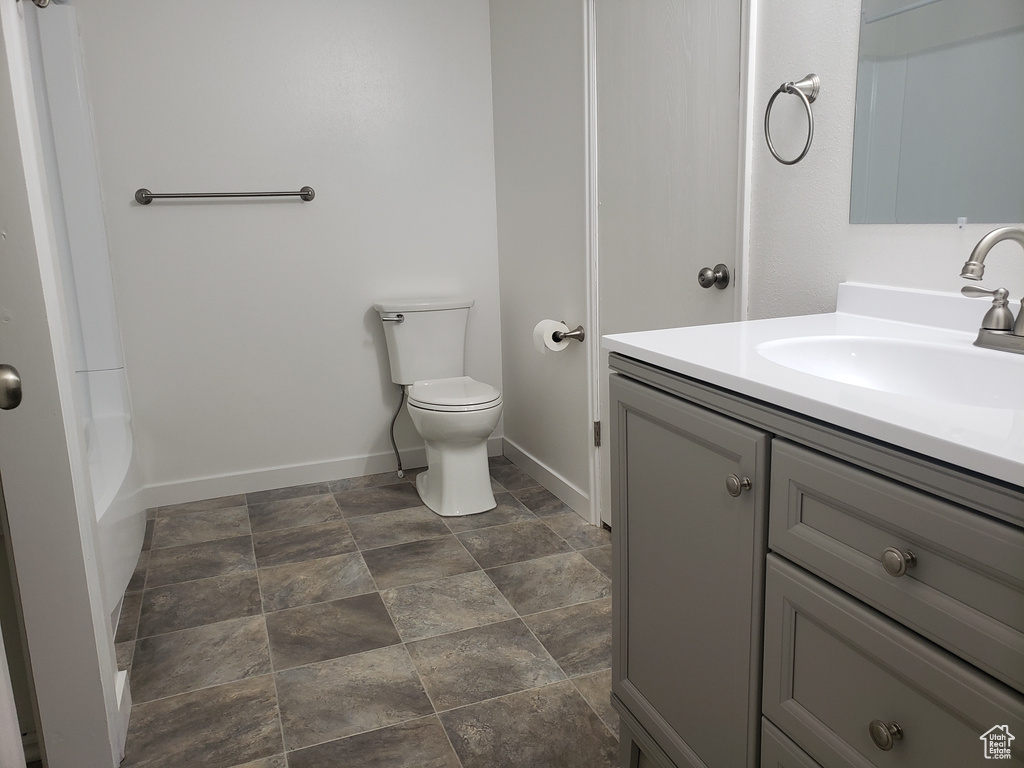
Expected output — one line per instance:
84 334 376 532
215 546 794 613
84 374 146 620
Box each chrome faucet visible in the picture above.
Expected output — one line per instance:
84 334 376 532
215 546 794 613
959 226 1024 354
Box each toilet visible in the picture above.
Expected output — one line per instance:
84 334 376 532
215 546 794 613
374 298 502 516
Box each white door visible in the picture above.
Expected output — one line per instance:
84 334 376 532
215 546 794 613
0 0 122 764
596 0 747 524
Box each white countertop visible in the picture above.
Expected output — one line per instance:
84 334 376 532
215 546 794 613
603 283 1024 490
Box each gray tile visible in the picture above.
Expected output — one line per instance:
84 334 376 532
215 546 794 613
347 505 450 550
275 644 433 750
142 518 154 552
580 544 612 580
252 520 356 568
572 668 618 735
333 482 423 518
457 520 572 569
227 758 286 768
328 471 413 492
248 494 343 534
146 536 256 588
151 506 251 550
121 675 281 768
380 571 517 642
130 616 271 703
115 591 142 644
138 572 262 638
407 619 564 711
265 592 400 670
258 552 375 612
127 550 149 593
511 485 573 516
488 461 536 491
116 641 134 672
486 552 611 615
287 716 460 768
542 511 612 550
226 758 287 768
155 494 248 518
441 492 535 533
246 482 330 506
362 536 480 590
439 679 618 768
523 598 612 677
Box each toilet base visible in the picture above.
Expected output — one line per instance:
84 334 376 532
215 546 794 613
415 442 496 517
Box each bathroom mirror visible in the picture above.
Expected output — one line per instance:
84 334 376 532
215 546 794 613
850 0 1024 224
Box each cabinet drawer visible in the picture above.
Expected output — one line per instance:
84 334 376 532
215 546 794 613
769 439 1024 692
763 555 1024 767
761 718 822 768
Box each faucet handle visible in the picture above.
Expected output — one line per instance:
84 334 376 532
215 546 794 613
961 286 1015 331
961 285 1005 299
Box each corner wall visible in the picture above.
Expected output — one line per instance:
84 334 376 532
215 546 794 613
73 1 503 504
748 0 1024 320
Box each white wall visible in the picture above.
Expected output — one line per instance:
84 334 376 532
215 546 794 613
749 0 1024 320
74 1 503 504
489 0 593 514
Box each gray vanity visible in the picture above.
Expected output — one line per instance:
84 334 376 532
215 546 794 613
604 285 1024 768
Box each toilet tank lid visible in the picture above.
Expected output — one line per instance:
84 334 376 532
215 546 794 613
374 298 474 313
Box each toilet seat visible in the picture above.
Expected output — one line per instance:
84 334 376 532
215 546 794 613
407 376 501 412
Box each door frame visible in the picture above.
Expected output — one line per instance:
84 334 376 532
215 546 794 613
584 0 603 527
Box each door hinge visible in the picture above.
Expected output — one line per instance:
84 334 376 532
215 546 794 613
594 421 602 447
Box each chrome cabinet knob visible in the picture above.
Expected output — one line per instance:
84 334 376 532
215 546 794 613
726 474 751 497
881 547 916 578
868 719 903 751
698 264 731 290
0 364 22 411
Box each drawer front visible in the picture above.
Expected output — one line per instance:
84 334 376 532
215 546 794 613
763 555 1024 768
761 718 823 768
769 439 1024 692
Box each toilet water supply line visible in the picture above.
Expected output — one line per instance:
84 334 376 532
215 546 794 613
390 385 406 478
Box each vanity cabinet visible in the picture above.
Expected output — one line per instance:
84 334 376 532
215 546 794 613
609 354 1024 768
610 373 768 768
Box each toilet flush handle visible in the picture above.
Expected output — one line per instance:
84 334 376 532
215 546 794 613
380 313 404 323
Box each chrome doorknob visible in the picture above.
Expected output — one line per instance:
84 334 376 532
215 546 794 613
881 547 916 578
0 364 22 410
698 264 731 290
868 720 903 751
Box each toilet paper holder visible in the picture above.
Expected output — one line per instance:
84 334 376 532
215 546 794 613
552 324 585 343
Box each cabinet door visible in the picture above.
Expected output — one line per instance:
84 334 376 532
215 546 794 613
611 374 769 768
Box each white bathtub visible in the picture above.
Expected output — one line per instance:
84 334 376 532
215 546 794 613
84 376 145 618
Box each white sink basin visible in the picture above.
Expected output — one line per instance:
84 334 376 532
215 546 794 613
756 335 1024 410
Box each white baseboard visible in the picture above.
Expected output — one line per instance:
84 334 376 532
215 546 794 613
22 731 40 762
142 437 505 509
114 669 131 761
501 438 591 520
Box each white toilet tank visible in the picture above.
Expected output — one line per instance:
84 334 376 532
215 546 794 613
374 298 474 385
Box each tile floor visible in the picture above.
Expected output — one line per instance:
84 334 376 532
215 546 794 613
114 456 617 768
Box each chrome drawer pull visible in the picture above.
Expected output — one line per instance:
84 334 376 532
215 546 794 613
868 719 903 751
726 474 752 497
881 547 916 578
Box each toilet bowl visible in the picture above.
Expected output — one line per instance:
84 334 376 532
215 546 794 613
406 377 502 516
373 296 502 518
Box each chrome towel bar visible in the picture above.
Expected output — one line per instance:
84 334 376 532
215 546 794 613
764 74 820 165
134 186 315 205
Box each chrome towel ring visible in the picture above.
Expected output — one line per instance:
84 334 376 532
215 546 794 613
764 74 820 165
